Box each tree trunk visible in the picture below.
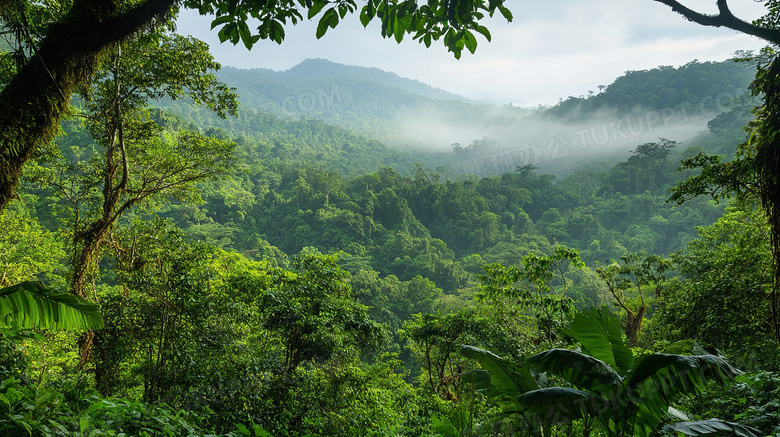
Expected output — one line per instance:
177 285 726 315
756 59 780 345
0 0 175 212
624 305 647 347
71 223 112 299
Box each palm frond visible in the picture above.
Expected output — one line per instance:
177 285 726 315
0 281 103 331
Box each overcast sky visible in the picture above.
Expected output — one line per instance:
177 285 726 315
176 0 768 107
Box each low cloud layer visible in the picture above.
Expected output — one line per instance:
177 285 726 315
394 87 758 177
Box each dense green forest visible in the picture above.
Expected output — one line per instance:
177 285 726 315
2 6 780 436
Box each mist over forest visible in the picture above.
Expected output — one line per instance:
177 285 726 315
210 58 755 177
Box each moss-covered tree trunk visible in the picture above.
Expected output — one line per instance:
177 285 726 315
0 0 175 212
624 305 647 347
755 59 780 344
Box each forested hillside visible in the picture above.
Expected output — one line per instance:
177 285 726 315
184 58 757 179
209 59 529 147
543 60 755 120
2 11 779 437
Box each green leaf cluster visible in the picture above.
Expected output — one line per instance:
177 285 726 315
464 308 759 437
0 282 102 331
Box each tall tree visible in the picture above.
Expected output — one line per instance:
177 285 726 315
0 0 178 212
37 30 238 300
596 252 670 347
478 247 583 354
659 1 780 343
0 0 509 213
262 250 385 374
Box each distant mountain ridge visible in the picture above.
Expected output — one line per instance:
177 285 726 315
283 58 473 102
216 59 529 148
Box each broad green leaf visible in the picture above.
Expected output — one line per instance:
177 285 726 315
224 21 239 44
209 15 233 30
626 353 740 402
461 345 538 401
431 415 462 436
359 5 372 27
462 369 501 397
464 31 477 54
0 281 103 331
498 5 513 21
474 25 491 42
423 32 432 47
527 348 623 392
568 307 633 373
316 9 336 39
270 20 285 44
234 423 250 435
515 387 609 429
393 16 404 43
237 21 254 49
307 1 326 19
662 419 761 436
329 8 339 28
217 25 230 43
667 406 694 422
252 422 271 437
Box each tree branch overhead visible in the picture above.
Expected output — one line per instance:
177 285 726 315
654 0 780 45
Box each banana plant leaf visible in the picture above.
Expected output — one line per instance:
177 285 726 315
0 281 103 331
515 387 610 429
567 307 633 374
461 345 539 401
626 353 741 404
527 348 623 393
662 419 762 436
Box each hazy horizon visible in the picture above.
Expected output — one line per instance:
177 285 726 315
177 0 767 106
